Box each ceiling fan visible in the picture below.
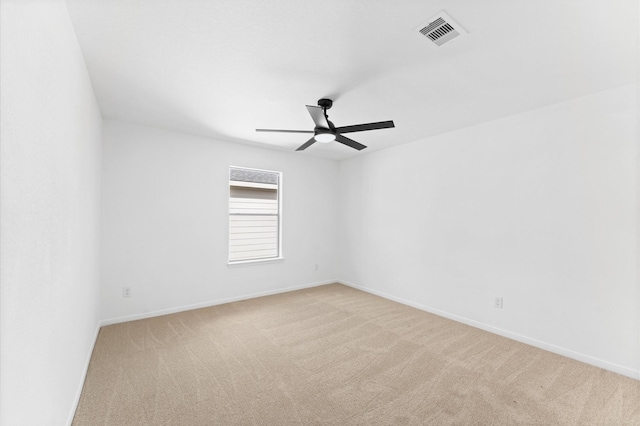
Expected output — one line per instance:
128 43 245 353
256 99 395 151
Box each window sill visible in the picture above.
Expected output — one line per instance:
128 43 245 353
227 257 285 267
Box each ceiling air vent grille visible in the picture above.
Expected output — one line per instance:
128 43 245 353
416 11 467 46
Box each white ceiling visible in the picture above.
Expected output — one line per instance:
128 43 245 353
66 0 638 161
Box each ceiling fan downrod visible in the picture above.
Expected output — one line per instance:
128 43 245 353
317 98 333 126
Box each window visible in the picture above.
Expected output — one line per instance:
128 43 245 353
228 167 281 263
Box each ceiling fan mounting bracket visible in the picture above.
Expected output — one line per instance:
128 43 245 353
317 98 333 110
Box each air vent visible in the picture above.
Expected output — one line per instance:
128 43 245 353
415 11 467 46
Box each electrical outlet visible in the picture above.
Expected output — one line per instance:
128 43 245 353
122 287 132 298
494 297 503 309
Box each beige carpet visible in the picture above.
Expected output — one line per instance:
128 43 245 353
73 284 640 425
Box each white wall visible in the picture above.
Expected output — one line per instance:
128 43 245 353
0 1 102 425
338 84 639 378
101 120 338 322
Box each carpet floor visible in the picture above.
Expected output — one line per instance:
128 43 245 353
73 283 640 425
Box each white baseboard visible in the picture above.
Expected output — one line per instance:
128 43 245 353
67 320 101 426
100 279 338 327
338 280 640 381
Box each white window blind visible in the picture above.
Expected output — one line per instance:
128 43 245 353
229 167 281 262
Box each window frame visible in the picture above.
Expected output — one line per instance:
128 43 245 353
227 166 283 265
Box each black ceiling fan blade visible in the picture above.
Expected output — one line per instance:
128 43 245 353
305 105 330 129
336 134 367 151
335 120 395 134
256 129 314 134
296 137 317 151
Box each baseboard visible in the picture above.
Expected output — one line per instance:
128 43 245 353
66 320 101 426
100 279 338 327
338 280 640 381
